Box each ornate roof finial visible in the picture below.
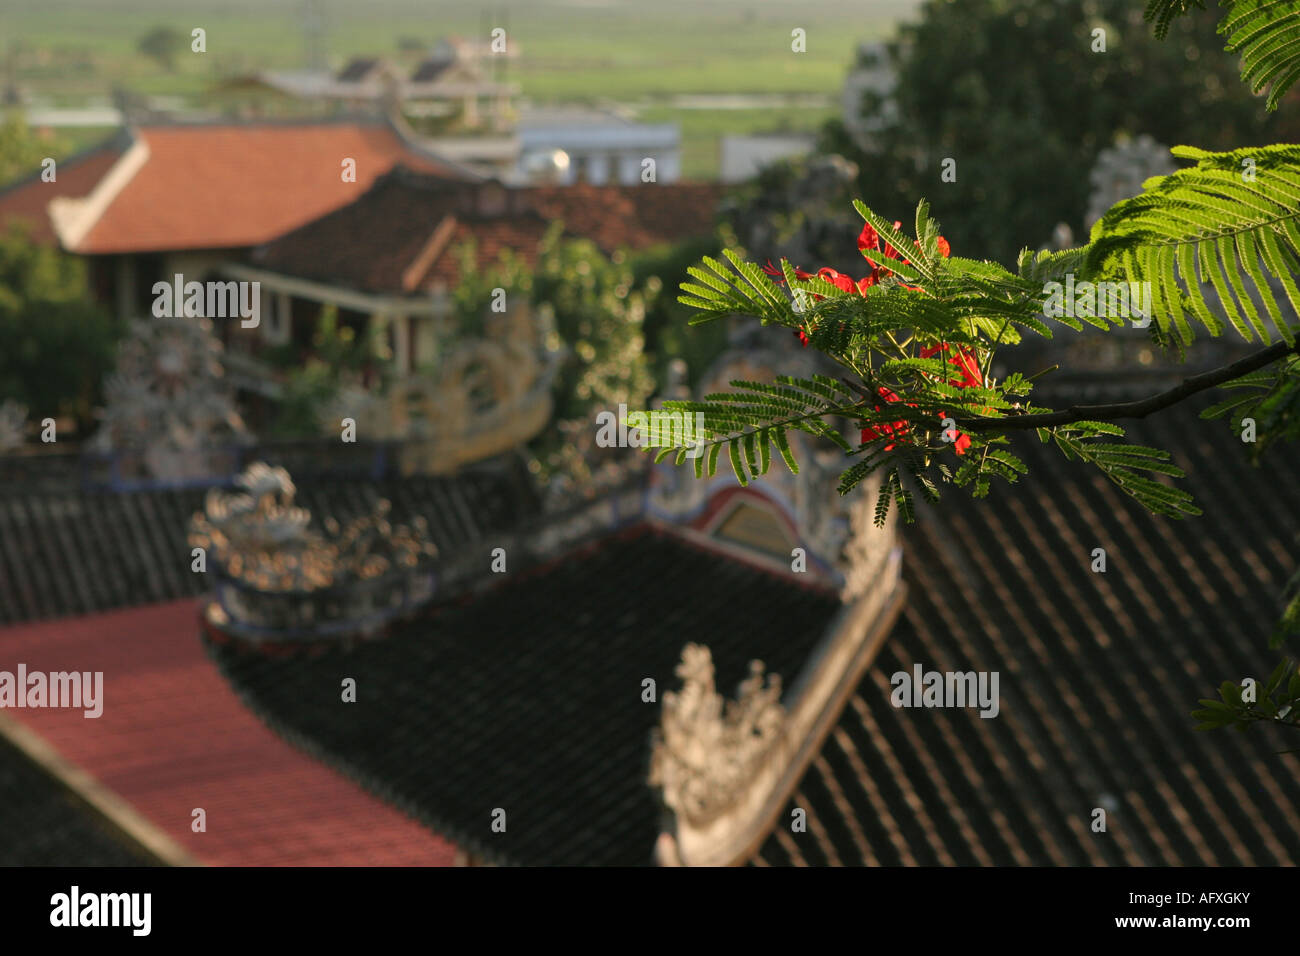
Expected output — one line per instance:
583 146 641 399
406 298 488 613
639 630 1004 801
649 643 786 827
191 461 438 638
0 400 27 452
91 314 250 480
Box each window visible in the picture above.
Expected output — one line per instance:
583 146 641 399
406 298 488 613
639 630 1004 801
711 499 797 561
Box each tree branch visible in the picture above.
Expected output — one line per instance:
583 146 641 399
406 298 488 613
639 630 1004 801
955 340 1300 431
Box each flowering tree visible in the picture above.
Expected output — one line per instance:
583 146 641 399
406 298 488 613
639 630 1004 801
639 1 1300 734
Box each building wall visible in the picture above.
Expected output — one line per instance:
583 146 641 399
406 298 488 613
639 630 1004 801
719 135 815 184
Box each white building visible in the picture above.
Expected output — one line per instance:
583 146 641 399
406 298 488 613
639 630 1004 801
516 107 680 185
719 133 816 184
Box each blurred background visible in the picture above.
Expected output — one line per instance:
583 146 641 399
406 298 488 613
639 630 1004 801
1 0 1299 868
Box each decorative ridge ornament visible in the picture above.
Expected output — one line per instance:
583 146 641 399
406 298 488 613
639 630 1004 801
191 462 438 640
649 644 786 827
648 548 905 866
318 301 559 474
0 401 27 452
91 314 250 481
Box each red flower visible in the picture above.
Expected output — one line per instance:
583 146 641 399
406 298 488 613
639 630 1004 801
860 220 951 265
763 259 816 282
815 267 876 296
817 267 856 294
920 342 981 455
858 222 879 253
882 221 904 260
773 227 950 354
860 386 915 451
920 343 982 389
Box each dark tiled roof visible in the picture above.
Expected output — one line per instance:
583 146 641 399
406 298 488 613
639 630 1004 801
523 183 721 256
411 58 453 83
205 524 843 866
756 400 1300 866
252 168 721 294
337 58 383 82
253 170 520 293
0 455 536 626
0 735 158 866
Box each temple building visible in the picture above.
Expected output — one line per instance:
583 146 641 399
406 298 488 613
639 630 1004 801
228 166 718 377
0 118 477 323
186 344 1300 866
212 39 519 133
0 122 718 411
2 118 1298 866
4 336 1300 863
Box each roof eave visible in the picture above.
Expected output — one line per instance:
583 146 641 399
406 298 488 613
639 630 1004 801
658 546 907 867
50 129 149 253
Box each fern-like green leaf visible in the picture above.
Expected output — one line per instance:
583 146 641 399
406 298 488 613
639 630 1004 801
1145 1 1300 110
1087 144 1300 346
1144 0 1208 41
1223 0 1300 110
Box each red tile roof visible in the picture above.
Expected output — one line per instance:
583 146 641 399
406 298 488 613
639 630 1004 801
0 121 471 255
0 136 127 244
0 598 457 865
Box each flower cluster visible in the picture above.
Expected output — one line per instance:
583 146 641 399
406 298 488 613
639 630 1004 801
764 222 951 346
857 342 979 456
761 220 978 456
859 386 914 452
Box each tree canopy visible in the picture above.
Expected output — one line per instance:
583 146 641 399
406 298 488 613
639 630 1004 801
822 0 1300 265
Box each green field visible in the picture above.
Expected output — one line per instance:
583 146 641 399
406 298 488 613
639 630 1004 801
1 0 918 177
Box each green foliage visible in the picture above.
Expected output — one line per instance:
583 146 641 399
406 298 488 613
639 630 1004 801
664 374 852 482
821 0 1288 265
653 199 1200 523
266 307 384 438
1193 659 1300 734
1277 569 1300 646
136 26 184 71
1145 1 1209 40
1200 354 1300 457
631 238 729 392
453 228 654 483
0 112 66 188
655 139 1300 521
1226 0 1300 110
1047 422 1200 518
0 224 120 432
1146 0 1300 109
268 363 342 439
1088 143 1300 347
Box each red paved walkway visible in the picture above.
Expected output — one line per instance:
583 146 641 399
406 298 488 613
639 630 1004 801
0 599 457 866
